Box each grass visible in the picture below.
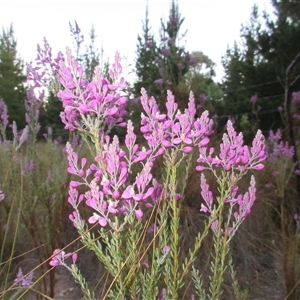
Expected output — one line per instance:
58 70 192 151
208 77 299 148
0 139 299 299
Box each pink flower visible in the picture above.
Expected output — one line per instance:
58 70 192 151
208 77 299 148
0 99 9 129
250 94 258 103
200 173 213 213
135 209 143 219
162 245 170 254
161 48 170 56
145 40 153 48
154 78 164 85
57 48 127 132
49 249 77 267
197 120 266 172
88 213 108 227
292 91 300 105
177 62 183 69
0 186 4 202
189 56 197 65
14 268 33 287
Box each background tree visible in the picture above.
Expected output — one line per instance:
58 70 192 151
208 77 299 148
129 2 161 129
133 0 221 115
184 50 223 115
133 3 160 99
69 21 109 80
221 2 300 298
133 0 192 109
221 1 300 134
39 91 68 140
0 24 26 128
153 0 192 110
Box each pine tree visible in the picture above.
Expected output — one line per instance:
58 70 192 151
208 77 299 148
133 0 193 111
158 0 190 88
154 0 192 109
39 91 68 141
133 0 222 123
133 2 161 99
69 21 108 80
0 24 26 128
221 1 300 132
82 25 101 82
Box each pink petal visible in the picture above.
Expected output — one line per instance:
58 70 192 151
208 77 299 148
122 185 134 199
135 209 143 219
88 214 99 224
99 217 107 227
79 104 89 113
182 146 192 153
253 163 264 170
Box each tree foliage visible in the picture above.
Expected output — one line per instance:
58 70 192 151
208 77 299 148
133 4 161 100
184 51 223 113
39 91 68 140
69 21 109 81
221 0 300 133
0 24 26 128
133 0 222 118
134 0 193 108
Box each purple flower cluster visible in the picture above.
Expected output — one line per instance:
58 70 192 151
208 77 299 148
0 99 9 129
41 47 266 258
27 38 64 88
189 56 197 65
69 20 81 36
177 62 183 69
154 78 164 85
197 120 266 238
169 16 178 25
11 121 29 150
14 268 33 287
59 51 216 229
24 87 44 134
140 89 214 155
57 49 127 132
250 94 258 103
49 249 77 267
161 48 170 56
197 120 266 172
66 120 164 228
0 99 9 141
145 40 153 49
200 173 257 235
292 91 300 105
267 129 294 161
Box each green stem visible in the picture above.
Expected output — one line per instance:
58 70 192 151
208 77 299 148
168 155 181 298
2 166 24 299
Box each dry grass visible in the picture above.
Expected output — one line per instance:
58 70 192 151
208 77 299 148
1 141 299 299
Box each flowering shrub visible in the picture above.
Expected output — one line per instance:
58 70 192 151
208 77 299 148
0 42 70 299
35 46 268 299
0 31 269 298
